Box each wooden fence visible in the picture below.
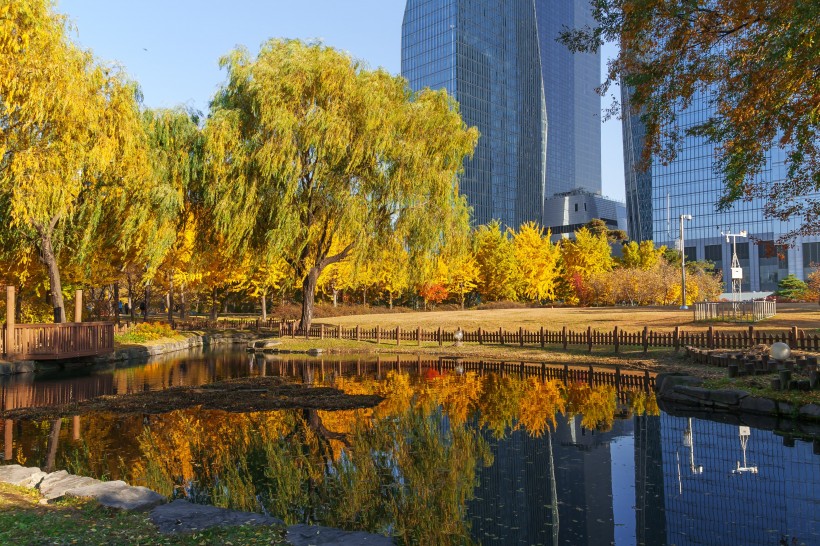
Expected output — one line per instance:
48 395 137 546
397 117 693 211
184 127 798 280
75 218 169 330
271 322 820 353
1 322 114 360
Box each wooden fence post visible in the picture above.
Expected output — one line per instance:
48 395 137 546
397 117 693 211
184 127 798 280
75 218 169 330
519 327 524 347
417 326 422 347
437 327 442 346
615 366 621 391
356 325 360 342
642 326 648 353
748 325 754 348
562 326 567 350
320 323 325 340
790 326 798 349
707 326 714 349
588 365 594 387
540 326 545 348
477 327 483 345
587 326 593 353
376 325 381 344
5 286 14 356
673 326 680 352
396 326 400 346
499 327 504 345
644 370 651 393
613 326 619 353
74 289 83 323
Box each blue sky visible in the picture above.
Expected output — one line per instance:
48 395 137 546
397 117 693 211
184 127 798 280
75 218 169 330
57 0 625 200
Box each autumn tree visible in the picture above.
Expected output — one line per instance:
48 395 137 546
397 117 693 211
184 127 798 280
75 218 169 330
560 227 613 305
0 0 159 322
142 108 204 324
561 0 820 239
512 222 560 302
473 221 520 302
620 240 666 270
205 40 477 330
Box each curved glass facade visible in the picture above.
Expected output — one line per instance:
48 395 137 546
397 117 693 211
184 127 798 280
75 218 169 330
402 0 602 229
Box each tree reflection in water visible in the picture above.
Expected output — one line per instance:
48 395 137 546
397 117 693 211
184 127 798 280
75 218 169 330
14 369 658 546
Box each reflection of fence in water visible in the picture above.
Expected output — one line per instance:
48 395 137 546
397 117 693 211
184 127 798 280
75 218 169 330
0 375 115 412
260 355 655 406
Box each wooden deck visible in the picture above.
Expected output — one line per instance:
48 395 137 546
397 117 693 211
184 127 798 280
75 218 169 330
1 322 114 360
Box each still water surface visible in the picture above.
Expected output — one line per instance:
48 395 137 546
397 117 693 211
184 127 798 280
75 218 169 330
1 348 818 546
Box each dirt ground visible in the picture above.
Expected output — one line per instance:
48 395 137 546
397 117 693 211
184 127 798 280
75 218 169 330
316 303 819 333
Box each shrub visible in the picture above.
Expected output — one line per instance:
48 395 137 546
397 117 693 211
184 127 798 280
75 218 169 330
114 322 177 344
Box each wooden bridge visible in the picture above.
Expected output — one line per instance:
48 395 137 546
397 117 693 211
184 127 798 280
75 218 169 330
2 286 114 361
1 322 115 360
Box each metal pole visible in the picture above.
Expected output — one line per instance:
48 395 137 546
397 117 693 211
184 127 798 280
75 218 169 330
680 216 687 309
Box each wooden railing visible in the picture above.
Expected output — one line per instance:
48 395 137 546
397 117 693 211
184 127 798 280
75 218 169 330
2 322 114 360
271 322 820 353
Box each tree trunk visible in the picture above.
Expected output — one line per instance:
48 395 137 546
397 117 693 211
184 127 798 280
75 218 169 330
362 286 367 306
44 419 62 472
261 291 267 321
180 288 187 320
460 290 465 310
389 292 393 310
332 288 338 307
143 285 150 321
167 274 174 326
113 282 120 325
210 287 218 321
127 274 135 322
38 230 66 323
300 267 320 331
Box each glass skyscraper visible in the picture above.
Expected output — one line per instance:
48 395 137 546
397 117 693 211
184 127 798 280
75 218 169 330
623 88 820 292
401 0 605 229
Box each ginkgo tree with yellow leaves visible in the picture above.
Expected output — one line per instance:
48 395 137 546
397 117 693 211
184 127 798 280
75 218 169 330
512 222 561 302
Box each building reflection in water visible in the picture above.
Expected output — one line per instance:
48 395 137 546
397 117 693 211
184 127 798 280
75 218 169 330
467 412 819 546
661 414 818 546
2 352 819 546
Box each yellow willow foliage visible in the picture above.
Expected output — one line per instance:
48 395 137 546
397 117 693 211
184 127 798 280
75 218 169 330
205 39 477 328
133 409 289 487
512 222 561 301
517 378 565 437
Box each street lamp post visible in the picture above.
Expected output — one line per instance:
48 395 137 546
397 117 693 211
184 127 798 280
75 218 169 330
679 214 693 310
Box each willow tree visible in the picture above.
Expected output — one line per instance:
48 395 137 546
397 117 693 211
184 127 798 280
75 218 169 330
142 108 205 323
0 0 152 322
205 39 478 329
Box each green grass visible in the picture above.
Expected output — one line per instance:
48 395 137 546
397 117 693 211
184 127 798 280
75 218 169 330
0 482 288 546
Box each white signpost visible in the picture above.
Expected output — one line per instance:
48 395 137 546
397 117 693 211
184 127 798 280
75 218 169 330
722 231 747 306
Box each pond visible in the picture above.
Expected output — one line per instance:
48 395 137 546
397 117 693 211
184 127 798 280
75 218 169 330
2 348 819 546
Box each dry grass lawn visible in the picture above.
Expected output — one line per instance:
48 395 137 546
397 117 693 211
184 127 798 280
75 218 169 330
318 303 819 333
